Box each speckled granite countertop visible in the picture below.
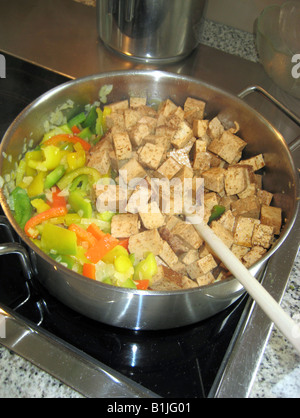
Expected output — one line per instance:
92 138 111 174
0 1 299 398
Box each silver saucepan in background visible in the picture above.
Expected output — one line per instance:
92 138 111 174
96 0 207 63
0 71 299 330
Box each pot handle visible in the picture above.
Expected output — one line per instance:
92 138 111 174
0 216 33 282
238 85 300 127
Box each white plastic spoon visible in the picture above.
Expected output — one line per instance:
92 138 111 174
186 216 300 355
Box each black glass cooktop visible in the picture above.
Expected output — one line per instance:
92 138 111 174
0 52 248 398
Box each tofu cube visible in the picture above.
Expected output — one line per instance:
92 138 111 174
138 142 165 170
224 166 249 195
193 119 209 138
196 272 215 287
119 158 146 185
202 167 225 193
111 214 140 238
260 205 282 235
158 99 178 117
208 131 247 164
257 189 273 206
156 157 181 179
171 121 193 149
129 123 151 148
112 132 132 160
184 97 206 120
207 117 224 140
233 217 260 247
231 195 261 219
159 240 179 268
187 254 217 280
107 100 129 112
130 97 147 108
128 229 163 260
139 201 165 230
124 108 142 130
242 246 267 268
211 221 234 248
238 154 265 172
252 223 274 249
171 221 203 250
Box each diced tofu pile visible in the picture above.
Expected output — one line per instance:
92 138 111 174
87 95 283 291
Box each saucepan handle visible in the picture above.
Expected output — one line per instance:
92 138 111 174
238 85 300 127
0 216 33 281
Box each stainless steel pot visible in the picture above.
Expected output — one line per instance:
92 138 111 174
96 0 206 63
0 71 299 330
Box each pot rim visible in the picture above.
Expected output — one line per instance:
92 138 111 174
0 69 299 297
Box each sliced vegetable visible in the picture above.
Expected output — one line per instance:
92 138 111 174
68 223 97 248
10 187 32 228
85 233 119 264
51 187 67 208
82 263 96 280
31 198 51 214
133 252 158 284
86 223 106 240
135 279 150 290
43 134 91 151
27 171 46 198
44 164 66 189
68 190 93 218
67 112 86 129
24 206 68 238
208 205 226 224
57 166 101 191
41 223 77 255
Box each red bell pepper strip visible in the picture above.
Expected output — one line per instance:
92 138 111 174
68 224 97 248
118 238 129 251
24 206 68 238
85 234 119 264
135 279 150 290
51 187 67 208
43 134 91 151
86 223 106 240
82 263 96 280
71 126 81 134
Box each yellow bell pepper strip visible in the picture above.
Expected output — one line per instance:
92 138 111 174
42 134 91 151
114 254 133 274
101 245 128 264
133 252 158 284
119 278 137 289
85 233 119 264
31 198 51 214
27 171 46 198
40 223 77 256
57 166 101 191
82 263 96 280
66 147 86 171
44 164 66 190
24 206 68 238
68 190 93 218
10 187 32 229
27 146 63 172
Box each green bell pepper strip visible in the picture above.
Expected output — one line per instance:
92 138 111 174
68 112 86 128
69 174 89 193
56 167 101 191
95 108 104 136
68 190 93 218
82 106 97 131
10 187 32 229
41 223 77 256
208 205 226 224
49 253 75 269
77 127 93 141
44 164 66 190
